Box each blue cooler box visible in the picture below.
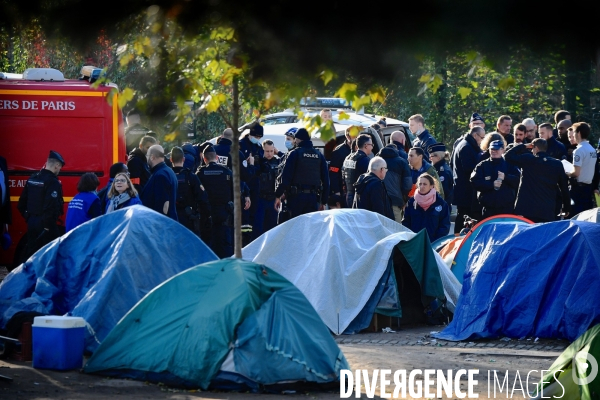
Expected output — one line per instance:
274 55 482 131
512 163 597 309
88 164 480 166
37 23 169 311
32 316 85 370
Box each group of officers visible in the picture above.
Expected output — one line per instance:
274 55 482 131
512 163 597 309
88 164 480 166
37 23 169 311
12 108 600 262
125 123 330 259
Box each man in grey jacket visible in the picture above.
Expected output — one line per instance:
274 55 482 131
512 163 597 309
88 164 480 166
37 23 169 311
377 144 412 222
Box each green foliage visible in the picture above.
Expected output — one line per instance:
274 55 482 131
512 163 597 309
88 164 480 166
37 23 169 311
377 48 593 146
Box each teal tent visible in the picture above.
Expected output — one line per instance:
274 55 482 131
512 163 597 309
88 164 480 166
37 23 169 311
84 259 349 391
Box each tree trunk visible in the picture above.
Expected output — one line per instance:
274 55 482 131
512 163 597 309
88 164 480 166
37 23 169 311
230 79 242 258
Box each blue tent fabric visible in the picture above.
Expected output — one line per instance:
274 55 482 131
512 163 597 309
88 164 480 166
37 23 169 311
451 215 532 282
0 205 217 352
434 221 600 342
84 259 348 390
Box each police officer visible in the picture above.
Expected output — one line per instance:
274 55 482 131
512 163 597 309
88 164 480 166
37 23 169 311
214 128 252 182
274 128 296 224
452 126 485 232
127 135 156 192
255 140 280 236
170 147 210 236
567 122 597 215
197 146 250 258
505 139 571 223
278 128 297 158
17 150 66 260
470 140 520 218
342 134 373 207
329 126 354 205
239 123 264 239
274 128 330 219
428 143 454 204
141 144 179 221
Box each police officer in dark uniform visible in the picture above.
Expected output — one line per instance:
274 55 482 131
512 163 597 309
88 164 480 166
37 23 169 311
274 128 329 219
428 143 454 204
213 128 252 184
127 135 156 192
197 146 251 258
342 134 373 207
328 126 354 206
255 140 280 236
170 147 210 236
17 150 65 260
470 140 520 218
197 146 234 257
505 139 571 223
239 123 264 240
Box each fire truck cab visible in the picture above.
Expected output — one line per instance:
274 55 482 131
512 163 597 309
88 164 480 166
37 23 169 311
0 67 126 268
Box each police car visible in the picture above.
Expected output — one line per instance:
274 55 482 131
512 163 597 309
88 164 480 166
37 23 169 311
260 98 415 159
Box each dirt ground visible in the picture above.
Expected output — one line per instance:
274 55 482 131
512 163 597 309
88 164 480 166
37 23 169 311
0 324 568 400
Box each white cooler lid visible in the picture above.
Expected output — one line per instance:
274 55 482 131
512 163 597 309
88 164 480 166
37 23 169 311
33 316 86 329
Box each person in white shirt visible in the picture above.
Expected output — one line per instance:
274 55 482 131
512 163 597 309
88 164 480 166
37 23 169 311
567 122 597 215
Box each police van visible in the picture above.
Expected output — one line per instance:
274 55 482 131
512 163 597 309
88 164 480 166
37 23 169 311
0 67 126 268
260 97 415 159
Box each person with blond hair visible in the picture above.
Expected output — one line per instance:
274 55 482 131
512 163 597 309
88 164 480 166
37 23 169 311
409 114 436 161
105 172 142 213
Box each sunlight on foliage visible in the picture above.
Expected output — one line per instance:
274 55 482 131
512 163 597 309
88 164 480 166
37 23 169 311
457 87 472 99
319 70 334 86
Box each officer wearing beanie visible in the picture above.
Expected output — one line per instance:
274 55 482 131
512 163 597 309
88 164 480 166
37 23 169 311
428 143 454 204
239 122 264 241
274 128 329 220
278 127 297 158
17 150 66 261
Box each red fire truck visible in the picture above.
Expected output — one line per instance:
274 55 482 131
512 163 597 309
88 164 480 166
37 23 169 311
0 67 126 268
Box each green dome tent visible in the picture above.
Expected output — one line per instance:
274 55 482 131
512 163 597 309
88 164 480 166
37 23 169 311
84 258 349 391
533 324 600 399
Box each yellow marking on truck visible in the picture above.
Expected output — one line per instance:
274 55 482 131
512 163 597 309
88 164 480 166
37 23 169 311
112 94 119 164
0 90 104 96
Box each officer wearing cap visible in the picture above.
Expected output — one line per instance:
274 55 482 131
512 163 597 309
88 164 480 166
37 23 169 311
17 150 66 260
428 143 454 204
274 128 329 219
471 140 521 218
